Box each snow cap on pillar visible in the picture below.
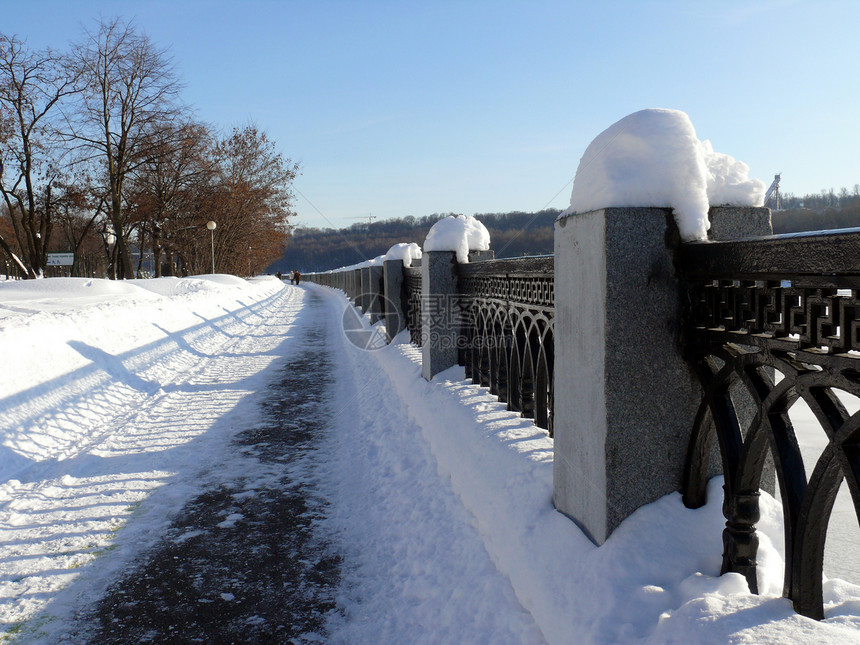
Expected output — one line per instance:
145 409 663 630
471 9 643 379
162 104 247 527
564 108 766 241
424 215 490 263
384 242 422 267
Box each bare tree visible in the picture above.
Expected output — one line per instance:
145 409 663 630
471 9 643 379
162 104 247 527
0 91 20 273
193 126 298 276
128 119 213 276
67 18 182 279
1 24 299 281
54 174 109 277
0 34 77 277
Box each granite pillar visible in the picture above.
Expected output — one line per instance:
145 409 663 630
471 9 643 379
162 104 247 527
552 206 771 545
368 265 384 323
383 259 406 339
421 251 459 380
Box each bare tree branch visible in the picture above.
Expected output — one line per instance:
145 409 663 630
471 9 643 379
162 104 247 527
66 17 183 279
0 33 78 277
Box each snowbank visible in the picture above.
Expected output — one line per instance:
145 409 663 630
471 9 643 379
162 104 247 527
423 214 490 263
0 275 272 312
565 108 765 241
0 275 282 409
0 275 294 640
0 277 161 310
131 274 256 296
384 242 422 267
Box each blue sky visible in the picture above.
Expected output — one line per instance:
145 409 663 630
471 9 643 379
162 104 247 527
3 0 858 229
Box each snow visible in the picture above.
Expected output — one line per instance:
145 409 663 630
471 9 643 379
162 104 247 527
327 254 387 273
700 139 766 208
564 108 766 241
0 277 160 313
318 242 421 274
423 214 490 262
0 275 858 643
384 242 422 267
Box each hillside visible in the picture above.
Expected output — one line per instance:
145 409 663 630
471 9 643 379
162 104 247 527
269 189 860 274
268 210 559 273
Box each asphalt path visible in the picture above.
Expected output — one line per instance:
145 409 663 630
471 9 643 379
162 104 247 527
64 291 341 644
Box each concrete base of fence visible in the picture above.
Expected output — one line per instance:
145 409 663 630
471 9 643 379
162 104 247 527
421 251 459 381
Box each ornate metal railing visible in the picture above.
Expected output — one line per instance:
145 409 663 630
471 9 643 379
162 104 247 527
676 228 860 619
301 268 363 304
403 265 423 346
457 256 555 435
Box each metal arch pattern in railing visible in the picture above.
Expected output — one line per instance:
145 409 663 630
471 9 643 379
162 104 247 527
403 265 423 347
457 256 555 435
677 228 860 619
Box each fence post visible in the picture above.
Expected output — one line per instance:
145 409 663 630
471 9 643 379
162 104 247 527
359 267 370 312
552 206 771 545
421 251 459 380
368 265 384 323
468 250 495 262
351 269 360 303
383 259 406 339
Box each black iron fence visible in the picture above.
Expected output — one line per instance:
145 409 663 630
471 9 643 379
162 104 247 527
676 227 860 619
300 220 859 621
403 265 423 346
303 255 555 433
304 267 363 305
458 257 554 434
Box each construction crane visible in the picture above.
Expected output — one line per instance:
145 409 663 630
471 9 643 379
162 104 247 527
764 173 781 210
346 214 377 226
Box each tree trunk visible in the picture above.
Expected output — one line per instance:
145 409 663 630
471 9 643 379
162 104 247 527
110 204 134 279
0 236 29 277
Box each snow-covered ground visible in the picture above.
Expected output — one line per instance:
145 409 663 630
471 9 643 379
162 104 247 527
1 276 859 643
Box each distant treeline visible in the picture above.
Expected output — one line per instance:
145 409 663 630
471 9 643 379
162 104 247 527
771 186 860 233
269 210 559 273
269 186 860 273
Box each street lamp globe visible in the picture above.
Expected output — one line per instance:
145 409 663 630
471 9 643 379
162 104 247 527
206 221 217 273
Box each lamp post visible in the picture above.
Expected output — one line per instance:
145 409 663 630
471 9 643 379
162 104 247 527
105 229 116 280
206 221 216 274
